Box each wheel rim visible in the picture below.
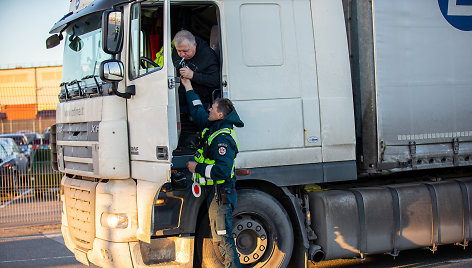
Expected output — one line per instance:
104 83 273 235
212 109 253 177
232 215 268 265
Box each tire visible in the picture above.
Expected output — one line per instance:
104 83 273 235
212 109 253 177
3 171 19 196
195 189 294 268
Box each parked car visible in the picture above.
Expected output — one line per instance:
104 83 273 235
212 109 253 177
16 131 43 151
43 127 51 140
0 138 29 193
0 133 31 162
28 148 62 199
17 131 42 145
41 127 51 149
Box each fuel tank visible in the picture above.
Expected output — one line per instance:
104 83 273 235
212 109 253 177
309 178 472 260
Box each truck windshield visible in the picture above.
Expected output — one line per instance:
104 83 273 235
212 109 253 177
62 12 111 85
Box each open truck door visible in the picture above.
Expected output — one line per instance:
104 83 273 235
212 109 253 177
125 0 177 243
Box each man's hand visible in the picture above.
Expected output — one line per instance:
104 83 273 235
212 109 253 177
181 77 193 91
179 67 194 79
186 161 197 173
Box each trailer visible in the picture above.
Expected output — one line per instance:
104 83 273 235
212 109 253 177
47 0 472 267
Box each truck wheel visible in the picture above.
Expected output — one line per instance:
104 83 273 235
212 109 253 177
195 189 294 268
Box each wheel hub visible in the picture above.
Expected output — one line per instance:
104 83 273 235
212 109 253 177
232 216 268 264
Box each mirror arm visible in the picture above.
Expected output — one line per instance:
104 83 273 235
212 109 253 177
107 59 132 99
126 85 136 96
111 83 132 99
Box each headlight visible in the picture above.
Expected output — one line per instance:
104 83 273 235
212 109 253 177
100 213 129 229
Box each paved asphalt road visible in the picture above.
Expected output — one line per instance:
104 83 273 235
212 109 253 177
0 233 81 268
0 224 97 268
313 245 472 268
2 224 472 268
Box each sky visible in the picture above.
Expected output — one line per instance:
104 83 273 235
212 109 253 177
0 0 71 69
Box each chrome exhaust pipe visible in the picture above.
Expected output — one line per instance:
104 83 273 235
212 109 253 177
309 245 325 263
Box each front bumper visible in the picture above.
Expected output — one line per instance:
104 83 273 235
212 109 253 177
62 225 194 267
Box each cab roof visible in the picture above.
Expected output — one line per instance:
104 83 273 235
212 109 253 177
49 0 131 34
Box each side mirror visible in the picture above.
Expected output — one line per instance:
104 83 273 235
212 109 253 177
100 60 124 82
69 35 83 52
46 33 63 49
102 10 123 54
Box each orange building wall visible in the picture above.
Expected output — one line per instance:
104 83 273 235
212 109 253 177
0 66 61 120
1 104 37 120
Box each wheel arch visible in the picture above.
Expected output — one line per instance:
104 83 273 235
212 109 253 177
236 180 310 250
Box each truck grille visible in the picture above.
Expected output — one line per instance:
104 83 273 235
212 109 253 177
56 122 100 177
63 177 98 251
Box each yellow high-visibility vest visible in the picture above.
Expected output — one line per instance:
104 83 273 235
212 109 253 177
193 128 239 186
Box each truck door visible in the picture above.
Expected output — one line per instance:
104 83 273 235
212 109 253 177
126 0 177 168
125 0 177 242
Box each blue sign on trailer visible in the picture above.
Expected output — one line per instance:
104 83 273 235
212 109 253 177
438 0 472 31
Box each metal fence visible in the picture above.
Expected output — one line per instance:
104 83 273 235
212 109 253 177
0 120 62 228
1 118 56 134
0 159 62 227
1 68 62 227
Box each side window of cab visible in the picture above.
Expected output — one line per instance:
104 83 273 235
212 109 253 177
130 3 164 79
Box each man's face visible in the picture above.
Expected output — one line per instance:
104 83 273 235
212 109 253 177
176 40 197 60
208 102 223 121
